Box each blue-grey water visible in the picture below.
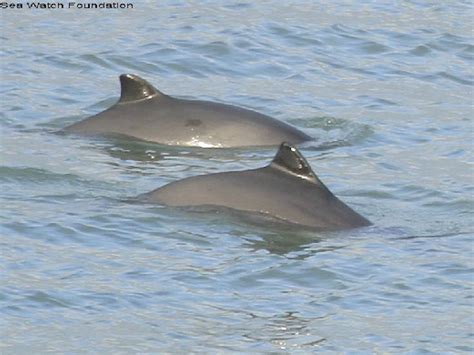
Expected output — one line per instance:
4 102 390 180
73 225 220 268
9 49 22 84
1 1 473 353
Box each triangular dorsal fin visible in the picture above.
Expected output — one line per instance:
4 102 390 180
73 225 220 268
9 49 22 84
270 142 328 188
118 74 166 103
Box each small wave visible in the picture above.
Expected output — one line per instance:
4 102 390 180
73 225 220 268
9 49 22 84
0 166 82 184
292 116 373 150
437 71 473 86
24 291 72 309
409 45 433 56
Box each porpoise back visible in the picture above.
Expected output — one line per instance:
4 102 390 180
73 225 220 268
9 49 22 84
64 74 311 148
140 143 371 230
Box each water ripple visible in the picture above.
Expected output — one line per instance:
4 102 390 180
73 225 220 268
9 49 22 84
1 1 473 353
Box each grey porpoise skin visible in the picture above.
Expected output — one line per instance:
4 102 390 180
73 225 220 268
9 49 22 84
64 74 311 148
140 143 371 230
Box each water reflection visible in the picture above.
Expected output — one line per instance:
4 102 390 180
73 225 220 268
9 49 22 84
205 208 346 257
102 137 268 163
243 311 327 351
51 112 372 162
246 230 319 256
105 139 186 162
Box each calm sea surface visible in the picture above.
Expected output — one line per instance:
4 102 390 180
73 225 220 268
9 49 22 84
1 1 473 353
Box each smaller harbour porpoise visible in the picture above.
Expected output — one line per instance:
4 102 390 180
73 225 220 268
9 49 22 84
64 74 311 148
139 142 371 230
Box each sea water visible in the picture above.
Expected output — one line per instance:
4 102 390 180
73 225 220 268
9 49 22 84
1 1 473 352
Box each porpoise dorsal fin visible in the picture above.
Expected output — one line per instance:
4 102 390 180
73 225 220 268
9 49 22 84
118 74 166 103
270 142 329 188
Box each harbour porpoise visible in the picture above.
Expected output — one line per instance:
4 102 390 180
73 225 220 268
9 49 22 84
139 142 371 230
64 74 311 148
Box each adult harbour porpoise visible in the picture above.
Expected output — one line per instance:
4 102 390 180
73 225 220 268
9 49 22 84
64 74 311 148
139 142 371 230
